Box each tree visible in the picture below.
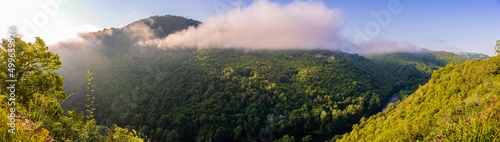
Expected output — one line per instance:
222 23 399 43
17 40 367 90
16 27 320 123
302 135 312 142
495 40 500 55
274 135 294 142
1 36 145 141
86 70 95 121
1 36 65 118
166 130 179 142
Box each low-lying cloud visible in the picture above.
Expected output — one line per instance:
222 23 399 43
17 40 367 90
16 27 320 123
51 0 422 55
139 0 343 50
357 40 422 54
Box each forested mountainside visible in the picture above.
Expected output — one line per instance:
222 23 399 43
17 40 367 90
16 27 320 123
338 55 500 141
367 51 467 99
59 47 396 141
53 15 468 141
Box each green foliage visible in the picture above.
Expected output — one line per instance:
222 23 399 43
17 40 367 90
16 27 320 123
45 111 144 141
0 104 51 142
110 125 144 142
60 47 398 141
1 37 65 118
302 135 312 142
274 135 295 142
165 130 179 142
367 51 467 99
338 55 500 141
1 37 144 141
1 36 64 141
85 70 95 121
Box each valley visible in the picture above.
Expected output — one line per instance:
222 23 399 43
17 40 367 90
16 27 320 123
1 13 497 142
51 15 471 142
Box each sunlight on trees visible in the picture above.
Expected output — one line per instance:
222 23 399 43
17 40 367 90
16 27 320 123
1 37 144 141
338 55 500 141
495 40 500 55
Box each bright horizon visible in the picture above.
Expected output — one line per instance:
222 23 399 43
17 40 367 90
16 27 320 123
1 0 499 56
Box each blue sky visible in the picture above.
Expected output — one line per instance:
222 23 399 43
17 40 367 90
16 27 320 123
1 0 499 56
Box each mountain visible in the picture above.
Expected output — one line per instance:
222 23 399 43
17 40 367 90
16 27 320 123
53 15 469 141
337 55 500 141
135 15 201 38
457 52 491 60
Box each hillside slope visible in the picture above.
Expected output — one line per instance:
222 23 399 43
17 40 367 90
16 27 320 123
338 56 500 141
60 47 398 141
367 51 467 98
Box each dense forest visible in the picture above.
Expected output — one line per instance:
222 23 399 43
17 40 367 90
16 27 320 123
367 51 467 99
59 47 395 141
49 15 469 141
338 54 500 141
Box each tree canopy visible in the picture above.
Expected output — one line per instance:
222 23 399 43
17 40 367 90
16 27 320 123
1 37 65 119
0 37 143 141
337 54 500 141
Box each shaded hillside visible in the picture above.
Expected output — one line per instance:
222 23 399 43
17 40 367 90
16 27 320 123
56 15 202 112
338 55 500 141
59 46 398 141
366 51 467 99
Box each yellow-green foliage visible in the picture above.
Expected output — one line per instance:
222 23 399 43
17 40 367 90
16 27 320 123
110 125 144 142
0 104 50 142
274 135 295 142
338 56 500 141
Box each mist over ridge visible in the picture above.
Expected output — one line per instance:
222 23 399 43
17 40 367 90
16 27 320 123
51 0 422 55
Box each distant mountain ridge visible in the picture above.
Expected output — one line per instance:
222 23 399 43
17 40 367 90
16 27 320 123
131 15 201 38
457 52 491 60
366 51 467 98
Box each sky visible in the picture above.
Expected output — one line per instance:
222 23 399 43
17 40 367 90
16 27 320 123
1 0 499 56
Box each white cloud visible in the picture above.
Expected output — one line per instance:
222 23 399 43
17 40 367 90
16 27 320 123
50 0 422 55
139 0 343 50
358 39 422 54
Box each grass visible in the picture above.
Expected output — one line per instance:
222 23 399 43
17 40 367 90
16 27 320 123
0 102 51 142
